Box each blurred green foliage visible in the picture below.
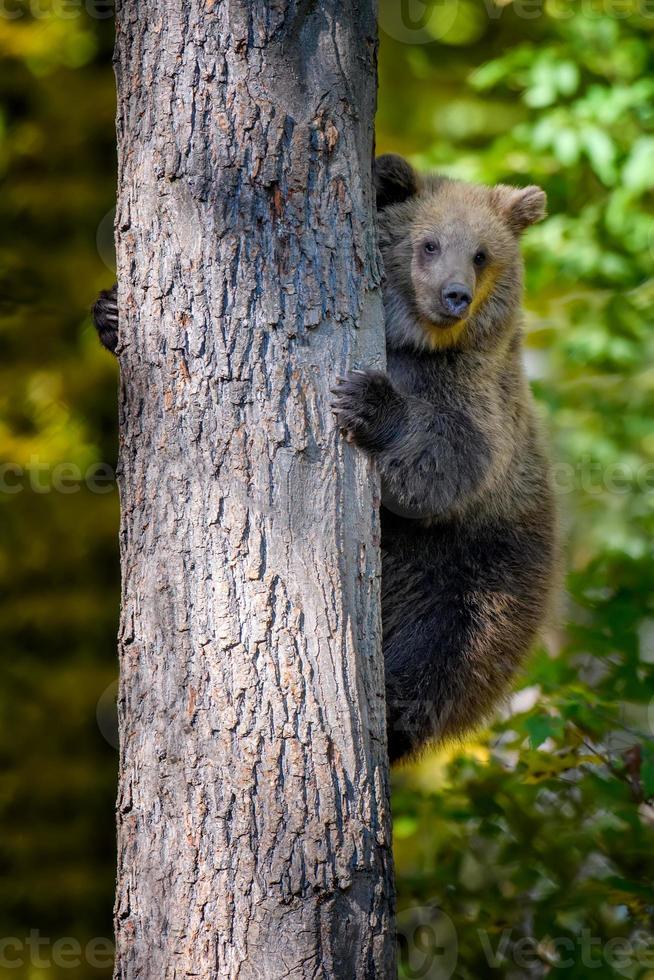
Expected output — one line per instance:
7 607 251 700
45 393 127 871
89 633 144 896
0 4 118 977
0 1 653 977
377 1 654 976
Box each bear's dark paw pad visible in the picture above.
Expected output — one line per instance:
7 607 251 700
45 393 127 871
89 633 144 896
330 369 393 446
92 284 119 354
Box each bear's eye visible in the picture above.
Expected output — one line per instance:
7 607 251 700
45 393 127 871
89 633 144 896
423 239 440 255
473 250 487 268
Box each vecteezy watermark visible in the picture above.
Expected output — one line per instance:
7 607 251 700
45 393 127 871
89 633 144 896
379 452 654 518
479 927 654 974
3 0 654 25
395 908 654 978
516 0 654 20
0 459 115 495
0 932 114 970
550 456 654 496
379 0 654 45
0 0 113 19
1 454 653 498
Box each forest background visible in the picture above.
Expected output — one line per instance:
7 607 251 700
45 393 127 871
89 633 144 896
1 0 653 976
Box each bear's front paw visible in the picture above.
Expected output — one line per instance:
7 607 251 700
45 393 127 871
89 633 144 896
330 369 399 451
92 283 119 354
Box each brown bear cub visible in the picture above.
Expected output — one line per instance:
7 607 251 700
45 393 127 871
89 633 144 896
332 155 558 761
92 155 558 764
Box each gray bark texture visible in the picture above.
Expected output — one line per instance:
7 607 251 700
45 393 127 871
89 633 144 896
112 2 395 978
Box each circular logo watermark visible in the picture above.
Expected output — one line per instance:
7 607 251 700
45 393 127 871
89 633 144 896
396 905 458 979
379 0 459 44
96 207 116 275
96 678 119 750
381 433 461 519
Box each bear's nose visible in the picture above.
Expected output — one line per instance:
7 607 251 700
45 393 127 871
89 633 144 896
442 282 472 318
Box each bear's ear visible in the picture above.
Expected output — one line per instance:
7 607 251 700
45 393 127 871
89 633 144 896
375 154 420 210
491 184 547 234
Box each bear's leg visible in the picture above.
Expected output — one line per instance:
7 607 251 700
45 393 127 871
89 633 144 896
383 600 474 763
383 582 540 764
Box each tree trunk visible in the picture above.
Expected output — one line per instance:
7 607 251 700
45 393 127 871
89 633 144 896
112 2 395 978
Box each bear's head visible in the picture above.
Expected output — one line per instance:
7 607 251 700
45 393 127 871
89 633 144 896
375 154 546 352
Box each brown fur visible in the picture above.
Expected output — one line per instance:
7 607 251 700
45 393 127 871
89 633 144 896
332 156 558 761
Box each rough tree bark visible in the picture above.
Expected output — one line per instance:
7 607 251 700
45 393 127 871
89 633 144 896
113 2 395 978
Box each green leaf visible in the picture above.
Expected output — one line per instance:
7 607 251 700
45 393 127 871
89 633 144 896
553 128 580 166
622 138 654 193
525 714 565 749
582 126 617 185
641 744 654 800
